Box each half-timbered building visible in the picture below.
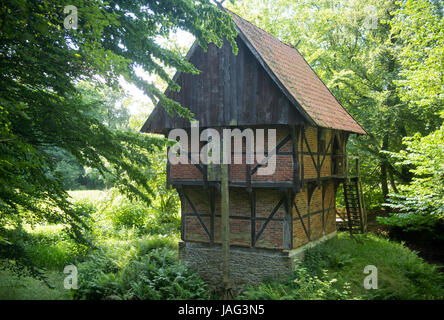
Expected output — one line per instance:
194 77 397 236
141 10 367 290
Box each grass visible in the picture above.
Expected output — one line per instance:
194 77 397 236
305 233 444 299
241 232 444 300
0 189 182 300
0 267 71 300
21 224 86 270
0 229 180 300
2 189 444 300
68 190 107 203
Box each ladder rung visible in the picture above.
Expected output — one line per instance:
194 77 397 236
342 178 365 234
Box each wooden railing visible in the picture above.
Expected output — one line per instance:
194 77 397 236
332 154 361 180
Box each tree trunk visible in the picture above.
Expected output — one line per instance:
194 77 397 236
381 161 389 201
380 134 389 203
388 169 399 194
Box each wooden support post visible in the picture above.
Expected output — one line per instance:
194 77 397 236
177 187 185 241
250 190 256 247
221 159 233 299
321 183 326 236
283 190 293 250
355 158 366 233
166 147 171 190
246 164 252 193
291 126 300 193
301 128 305 192
209 187 215 246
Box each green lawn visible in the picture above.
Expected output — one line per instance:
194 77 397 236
0 268 70 300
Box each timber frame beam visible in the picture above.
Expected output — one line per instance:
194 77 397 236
178 187 212 242
250 134 291 176
174 126 348 250
252 194 285 247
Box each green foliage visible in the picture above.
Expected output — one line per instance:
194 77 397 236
1 0 443 301
0 186 185 299
240 233 444 300
0 0 238 262
45 147 86 190
93 188 180 237
227 0 442 207
380 127 444 231
0 266 70 300
108 203 147 230
119 248 208 300
0 222 90 290
2 225 89 271
391 0 444 114
43 82 132 191
239 265 355 300
75 244 208 300
303 233 444 299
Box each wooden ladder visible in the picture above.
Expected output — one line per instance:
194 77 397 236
343 178 366 234
341 158 367 234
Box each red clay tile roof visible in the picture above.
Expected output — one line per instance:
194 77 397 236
227 10 366 134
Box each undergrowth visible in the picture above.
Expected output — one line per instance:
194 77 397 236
240 233 444 300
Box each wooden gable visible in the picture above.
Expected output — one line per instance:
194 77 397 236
142 36 307 133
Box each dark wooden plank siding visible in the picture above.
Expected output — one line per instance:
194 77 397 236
143 37 306 133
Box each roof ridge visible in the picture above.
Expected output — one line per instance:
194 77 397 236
224 8 298 50
224 7 366 134
143 6 367 135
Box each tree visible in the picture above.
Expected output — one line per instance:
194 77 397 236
380 127 444 231
390 0 443 120
0 0 237 250
378 0 444 232
227 0 441 205
45 81 131 191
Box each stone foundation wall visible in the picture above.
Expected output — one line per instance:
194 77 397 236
179 242 294 293
179 231 337 293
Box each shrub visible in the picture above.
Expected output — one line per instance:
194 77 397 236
109 203 147 230
2 225 89 271
239 265 356 300
118 248 209 300
74 238 208 300
240 233 444 300
0 265 71 300
380 127 444 232
97 190 180 237
303 233 444 300
71 199 97 218
134 235 177 256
